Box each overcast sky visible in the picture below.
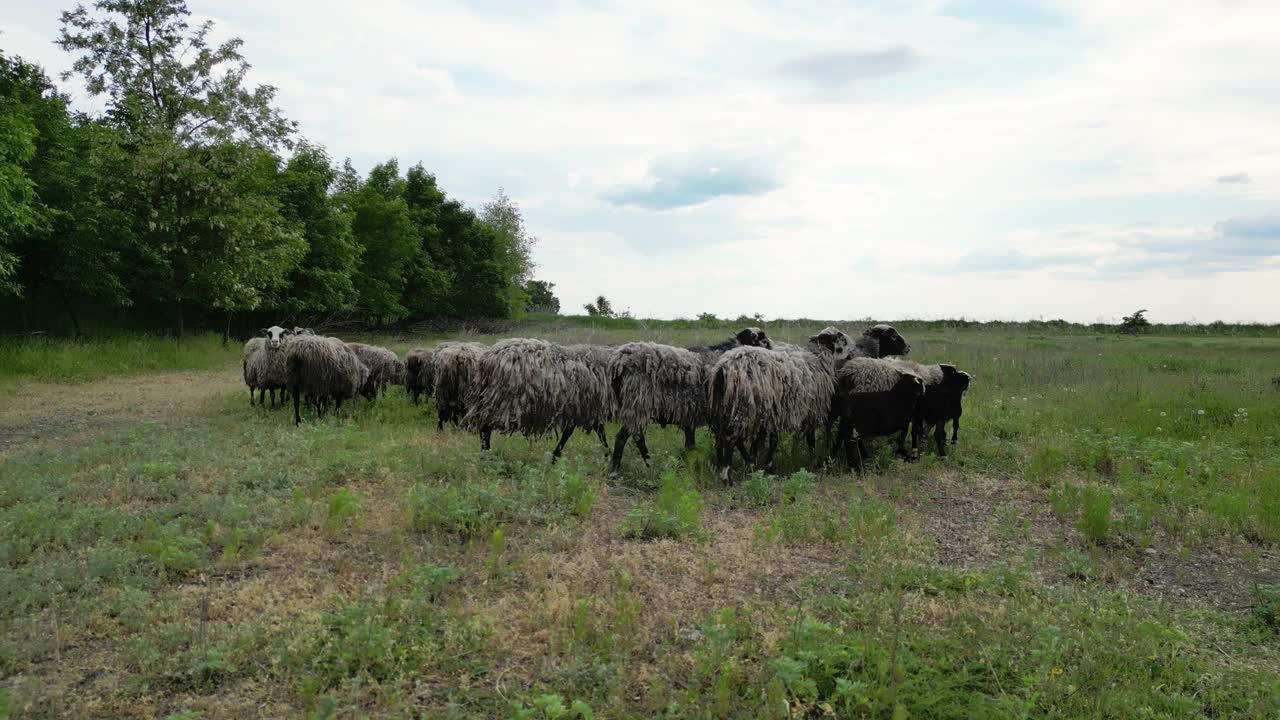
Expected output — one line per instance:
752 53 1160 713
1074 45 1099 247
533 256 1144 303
6 0 1280 322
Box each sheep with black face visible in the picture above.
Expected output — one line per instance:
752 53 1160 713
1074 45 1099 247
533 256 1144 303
888 360 972 456
831 358 926 473
853 324 910 358
606 328 774 474
708 327 851 482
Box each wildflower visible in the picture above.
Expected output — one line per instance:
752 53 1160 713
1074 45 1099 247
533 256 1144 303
1159 412 1166 417
1197 409 1205 416
1156 426 1163 431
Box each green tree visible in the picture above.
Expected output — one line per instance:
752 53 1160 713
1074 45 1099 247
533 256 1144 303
2 53 135 334
584 295 614 317
524 280 559 313
480 187 536 313
0 56 46 296
341 160 421 323
58 0 299 334
277 143 360 316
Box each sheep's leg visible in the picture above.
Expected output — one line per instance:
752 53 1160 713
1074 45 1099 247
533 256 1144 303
594 424 610 453
951 417 960 445
736 440 754 469
935 422 948 457
715 432 735 484
858 437 870 467
258 388 267 406
682 426 696 449
635 432 651 466
293 388 302 426
481 427 492 451
762 433 780 471
849 432 865 475
334 397 344 416
609 427 630 474
249 386 256 406
552 425 575 462
805 430 816 451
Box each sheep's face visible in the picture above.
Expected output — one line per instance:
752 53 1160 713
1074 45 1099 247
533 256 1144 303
895 372 927 405
940 364 972 395
293 327 315 336
809 327 851 359
735 327 774 349
864 324 910 356
260 325 293 350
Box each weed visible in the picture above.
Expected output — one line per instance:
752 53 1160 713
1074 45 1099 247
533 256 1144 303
1078 486 1112 544
324 488 362 532
622 470 703 540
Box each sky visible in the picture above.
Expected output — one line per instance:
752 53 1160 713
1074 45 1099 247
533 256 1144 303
5 0 1280 323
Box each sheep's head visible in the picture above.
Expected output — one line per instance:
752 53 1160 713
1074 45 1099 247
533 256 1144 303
735 326 773 349
895 370 927 404
808 326 851 358
293 326 315 336
940 364 972 395
863 324 910 356
260 325 293 349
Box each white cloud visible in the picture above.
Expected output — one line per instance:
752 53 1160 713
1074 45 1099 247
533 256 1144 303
8 0 1280 321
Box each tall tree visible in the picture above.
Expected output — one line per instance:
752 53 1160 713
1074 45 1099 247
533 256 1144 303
58 0 299 334
341 160 420 323
480 187 537 312
0 56 46 296
524 280 560 313
277 142 360 317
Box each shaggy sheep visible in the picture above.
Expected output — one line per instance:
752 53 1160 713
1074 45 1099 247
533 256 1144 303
462 339 613 458
708 326 850 481
345 342 402 400
286 334 370 425
292 327 316 336
404 348 435 405
831 358 926 473
887 359 972 456
605 328 773 473
242 326 293 408
431 342 487 430
852 324 911 358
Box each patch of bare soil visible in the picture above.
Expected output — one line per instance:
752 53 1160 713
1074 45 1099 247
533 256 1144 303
896 469 1279 612
0 367 243 454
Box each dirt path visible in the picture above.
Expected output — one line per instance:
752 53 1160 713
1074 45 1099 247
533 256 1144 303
0 365 243 454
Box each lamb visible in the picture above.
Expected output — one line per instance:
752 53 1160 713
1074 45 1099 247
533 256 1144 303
605 328 773 473
831 358 926 473
286 334 370 425
345 342 402 400
242 326 294 408
461 339 613 459
404 348 435 405
708 327 850 482
431 342 487 430
887 359 972 456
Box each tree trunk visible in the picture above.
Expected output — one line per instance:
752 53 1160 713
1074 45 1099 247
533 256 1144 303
60 289 80 338
176 299 185 338
223 311 232 348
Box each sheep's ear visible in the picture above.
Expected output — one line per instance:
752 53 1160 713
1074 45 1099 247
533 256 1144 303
259 327 269 336
940 364 957 376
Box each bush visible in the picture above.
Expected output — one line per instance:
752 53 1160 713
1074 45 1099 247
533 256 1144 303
623 470 703 540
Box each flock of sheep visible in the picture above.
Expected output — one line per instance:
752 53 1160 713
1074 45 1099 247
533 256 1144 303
242 324 972 480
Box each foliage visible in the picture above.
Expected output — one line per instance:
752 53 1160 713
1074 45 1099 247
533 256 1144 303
1119 308 1151 335
583 295 614 318
525 279 560 314
623 469 703 540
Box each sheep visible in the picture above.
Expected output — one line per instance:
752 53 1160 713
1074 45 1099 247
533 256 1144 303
431 341 487 430
292 327 316 336
708 326 850 482
606 328 773 473
461 339 614 459
345 342 402 400
887 359 972 456
286 334 370 425
242 326 293 408
831 358 926 473
404 348 435 405
852 324 911 358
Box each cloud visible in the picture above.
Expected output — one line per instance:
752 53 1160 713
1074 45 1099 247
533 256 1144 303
600 153 780 211
778 47 921 90
951 251 1091 273
1212 214 1280 255
1216 172 1251 184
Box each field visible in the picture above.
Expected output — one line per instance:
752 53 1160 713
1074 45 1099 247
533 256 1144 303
1 320 1279 719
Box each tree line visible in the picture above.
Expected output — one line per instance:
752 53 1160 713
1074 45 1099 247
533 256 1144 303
0 0 560 337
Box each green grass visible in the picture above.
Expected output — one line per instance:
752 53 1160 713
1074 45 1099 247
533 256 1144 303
2 324 1279 718
0 332 237 385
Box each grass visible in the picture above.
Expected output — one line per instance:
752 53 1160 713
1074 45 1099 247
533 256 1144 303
1 321 1279 718
0 332 236 385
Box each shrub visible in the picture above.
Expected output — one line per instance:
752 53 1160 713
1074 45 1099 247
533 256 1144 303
623 470 703 540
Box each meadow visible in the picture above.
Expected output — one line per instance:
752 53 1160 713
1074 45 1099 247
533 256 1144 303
1 319 1278 719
